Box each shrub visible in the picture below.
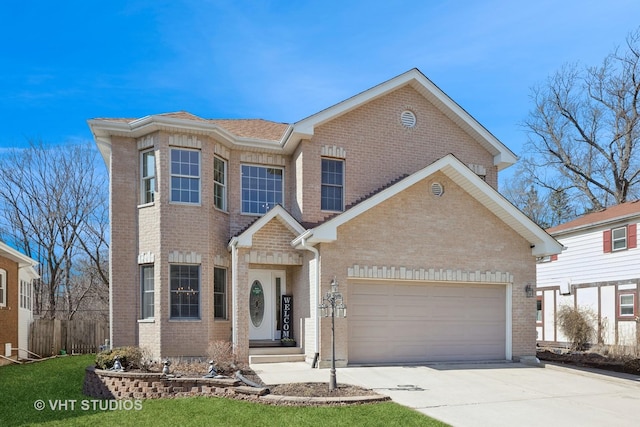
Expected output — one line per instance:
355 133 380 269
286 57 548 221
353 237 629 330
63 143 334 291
206 341 245 375
95 346 143 370
557 306 595 351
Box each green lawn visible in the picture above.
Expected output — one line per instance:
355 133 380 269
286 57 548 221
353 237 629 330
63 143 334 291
0 355 448 427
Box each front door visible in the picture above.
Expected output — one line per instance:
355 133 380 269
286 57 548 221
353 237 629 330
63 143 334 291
248 270 285 340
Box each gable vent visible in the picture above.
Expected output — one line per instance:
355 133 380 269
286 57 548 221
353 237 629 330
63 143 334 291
400 110 416 128
431 182 444 197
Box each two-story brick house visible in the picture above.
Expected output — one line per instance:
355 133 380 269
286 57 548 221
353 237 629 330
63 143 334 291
89 68 561 366
537 201 640 347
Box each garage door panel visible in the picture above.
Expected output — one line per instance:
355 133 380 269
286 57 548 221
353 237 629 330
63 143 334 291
349 282 506 364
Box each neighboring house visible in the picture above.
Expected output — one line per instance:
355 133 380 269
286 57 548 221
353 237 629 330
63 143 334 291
537 201 640 347
0 241 38 364
89 68 561 366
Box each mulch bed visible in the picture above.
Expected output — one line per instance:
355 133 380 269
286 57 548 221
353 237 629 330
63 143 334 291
537 349 640 375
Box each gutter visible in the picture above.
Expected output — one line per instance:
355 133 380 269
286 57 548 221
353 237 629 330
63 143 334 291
228 237 239 353
295 230 320 368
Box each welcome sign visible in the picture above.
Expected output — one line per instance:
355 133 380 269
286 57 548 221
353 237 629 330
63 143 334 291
281 295 293 339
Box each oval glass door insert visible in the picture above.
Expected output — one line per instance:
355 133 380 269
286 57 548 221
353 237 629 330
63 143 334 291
250 280 264 327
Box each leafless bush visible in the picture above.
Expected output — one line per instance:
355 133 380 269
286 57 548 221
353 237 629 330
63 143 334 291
165 357 208 375
557 306 595 351
207 340 246 375
139 346 157 372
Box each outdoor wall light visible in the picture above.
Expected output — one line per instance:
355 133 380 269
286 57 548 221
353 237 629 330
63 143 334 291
318 277 347 391
525 283 535 298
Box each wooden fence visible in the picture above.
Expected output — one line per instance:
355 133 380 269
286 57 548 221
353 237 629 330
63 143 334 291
29 319 109 357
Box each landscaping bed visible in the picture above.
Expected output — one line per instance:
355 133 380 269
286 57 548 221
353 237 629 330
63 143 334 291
537 347 640 375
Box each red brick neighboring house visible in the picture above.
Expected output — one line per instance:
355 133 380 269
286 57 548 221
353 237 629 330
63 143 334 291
0 242 38 365
89 68 562 366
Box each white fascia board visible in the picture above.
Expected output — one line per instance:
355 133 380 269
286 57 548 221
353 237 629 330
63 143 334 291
438 162 562 257
551 213 640 237
291 71 418 139
234 205 306 248
0 242 38 269
408 73 517 170
287 68 517 170
306 154 561 257
89 116 291 154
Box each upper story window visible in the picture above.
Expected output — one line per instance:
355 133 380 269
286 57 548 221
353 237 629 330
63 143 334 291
612 226 627 251
0 269 6 307
141 150 156 204
170 264 200 319
321 158 344 212
241 165 283 214
170 149 200 204
603 224 637 253
214 156 227 211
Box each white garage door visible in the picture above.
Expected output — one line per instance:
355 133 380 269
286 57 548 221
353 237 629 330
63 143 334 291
348 281 506 364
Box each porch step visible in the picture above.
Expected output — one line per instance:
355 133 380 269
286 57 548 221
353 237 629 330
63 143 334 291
249 346 305 364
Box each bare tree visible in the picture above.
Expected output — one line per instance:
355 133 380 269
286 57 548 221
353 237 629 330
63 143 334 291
521 27 640 212
502 165 575 228
0 141 109 319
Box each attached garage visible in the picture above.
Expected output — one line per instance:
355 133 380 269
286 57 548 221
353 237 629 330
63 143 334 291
348 281 507 364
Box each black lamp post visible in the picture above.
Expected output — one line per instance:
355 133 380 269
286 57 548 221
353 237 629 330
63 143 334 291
318 278 347 391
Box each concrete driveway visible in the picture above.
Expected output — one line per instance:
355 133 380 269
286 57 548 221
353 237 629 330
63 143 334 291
252 361 640 427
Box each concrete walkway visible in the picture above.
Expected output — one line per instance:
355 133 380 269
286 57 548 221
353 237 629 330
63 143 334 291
251 361 640 427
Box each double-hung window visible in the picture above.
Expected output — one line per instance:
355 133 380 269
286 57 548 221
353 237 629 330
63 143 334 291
604 224 637 252
241 165 283 214
619 292 636 318
141 150 156 204
213 157 227 211
321 158 344 211
170 149 200 204
214 267 227 319
170 264 200 319
20 280 31 310
141 265 154 319
612 226 627 251
0 269 6 308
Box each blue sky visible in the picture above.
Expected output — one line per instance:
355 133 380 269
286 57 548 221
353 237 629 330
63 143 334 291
2 0 640 177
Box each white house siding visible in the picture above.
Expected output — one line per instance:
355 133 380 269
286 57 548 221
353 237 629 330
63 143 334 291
538 223 640 287
17 306 31 359
537 220 640 347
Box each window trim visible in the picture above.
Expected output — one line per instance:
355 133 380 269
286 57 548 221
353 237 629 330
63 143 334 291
321 158 345 212
170 148 201 205
169 264 201 320
612 226 627 252
213 156 227 211
140 264 155 319
617 291 636 319
19 279 31 310
240 164 284 215
0 269 6 308
140 149 156 205
213 267 227 320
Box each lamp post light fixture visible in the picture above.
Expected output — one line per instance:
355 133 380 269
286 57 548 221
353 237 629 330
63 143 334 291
318 277 347 391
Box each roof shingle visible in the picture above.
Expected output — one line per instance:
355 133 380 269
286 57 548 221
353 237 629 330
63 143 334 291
547 200 640 234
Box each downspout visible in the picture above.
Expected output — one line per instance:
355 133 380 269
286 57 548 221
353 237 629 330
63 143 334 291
298 232 320 368
229 238 239 353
